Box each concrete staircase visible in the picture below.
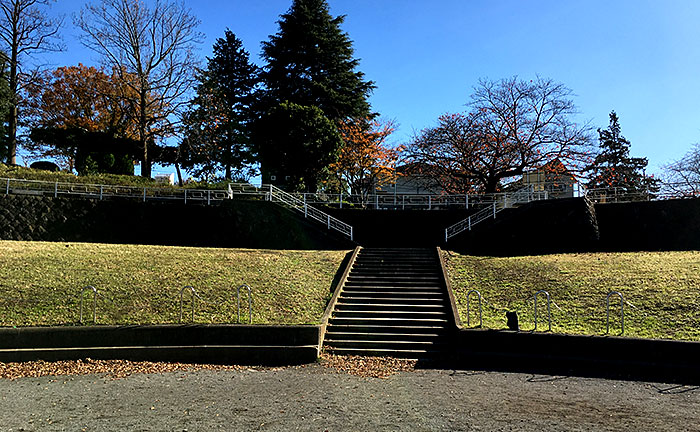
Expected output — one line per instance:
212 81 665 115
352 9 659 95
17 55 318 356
324 248 453 359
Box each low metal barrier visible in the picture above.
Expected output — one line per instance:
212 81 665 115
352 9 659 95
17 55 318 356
534 290 552 332
236 284 253 324
79 285 98 324
466 289 483 327
606 291 625 335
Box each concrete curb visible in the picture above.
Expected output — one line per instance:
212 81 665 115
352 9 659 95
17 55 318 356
0 324 320 366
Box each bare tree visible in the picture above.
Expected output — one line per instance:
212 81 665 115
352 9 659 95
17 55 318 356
76 0 201 178
662 143 700 197
406 77 594 193
0 0 62 165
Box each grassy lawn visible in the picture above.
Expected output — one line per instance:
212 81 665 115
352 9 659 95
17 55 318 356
444 251 700 341
0 241 348 326
0 164 231 189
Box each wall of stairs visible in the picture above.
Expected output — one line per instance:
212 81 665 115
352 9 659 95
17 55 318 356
324 248 453 359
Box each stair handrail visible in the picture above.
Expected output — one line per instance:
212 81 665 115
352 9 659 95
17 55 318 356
266 184 354 241
444 185 547 241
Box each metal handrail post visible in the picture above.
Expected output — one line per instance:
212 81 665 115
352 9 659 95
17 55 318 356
534 290 552 332
79 285 98 324
143 187 146 202
340 191 343 209
327 214 330 229
350 226 353 241
606 291 625 335
184 189 187 204
444 229 448 243
207 190 211 205
179 286 197 323
237 284 253 324
5 178 9 195
468 216 471 231
493 203 496 218
466 289 483 327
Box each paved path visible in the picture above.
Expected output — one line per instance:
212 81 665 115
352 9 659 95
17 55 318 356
1 364 699 431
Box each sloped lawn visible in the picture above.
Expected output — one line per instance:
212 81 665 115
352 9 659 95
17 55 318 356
0 241 348 326
445 250 700 341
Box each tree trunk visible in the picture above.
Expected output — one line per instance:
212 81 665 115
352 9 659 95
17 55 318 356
7 25 19 165
175 162 183 186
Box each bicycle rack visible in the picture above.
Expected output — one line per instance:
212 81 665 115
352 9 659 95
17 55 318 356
79 285 98 324
606 291 625 335
534 290 552 332
466 289 483 327
179 286 198 323
237 284 253 324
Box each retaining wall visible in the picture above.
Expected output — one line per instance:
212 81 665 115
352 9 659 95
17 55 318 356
0 324 320 366
451 329 700 384
0 195 351 249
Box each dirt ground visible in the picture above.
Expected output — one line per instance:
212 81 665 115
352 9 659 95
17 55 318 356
0 363 698 431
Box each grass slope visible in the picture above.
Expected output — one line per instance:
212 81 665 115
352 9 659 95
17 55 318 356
0 164 230 189
0 241 348 326
444 251 700 341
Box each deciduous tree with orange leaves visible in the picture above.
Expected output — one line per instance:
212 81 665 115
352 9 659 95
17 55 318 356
24 63 139 171
330 118 401 202
406 76 594 194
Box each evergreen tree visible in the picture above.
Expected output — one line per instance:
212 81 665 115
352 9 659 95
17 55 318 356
180 30 259 181
255 0 374 191
255 101 342 191
586 111 659 198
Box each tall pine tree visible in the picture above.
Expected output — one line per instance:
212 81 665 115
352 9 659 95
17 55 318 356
180 30 259 181
254 0 374 191
586 111 659 198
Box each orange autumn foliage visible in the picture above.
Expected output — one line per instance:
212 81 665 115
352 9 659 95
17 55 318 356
26 63 139 139
331 118 402 200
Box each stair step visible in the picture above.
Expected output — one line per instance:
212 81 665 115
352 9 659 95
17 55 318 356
329 317 450 327
333 309 448 318
338 297 446 305
324 339 448 350
335 303 448 312
343 284 443 290
326 324 449 334
342 287 444 299
323 347 443 359
325 331 448 342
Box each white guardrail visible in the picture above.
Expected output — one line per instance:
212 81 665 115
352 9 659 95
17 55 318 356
444 187 549 242
263 184 353 241
2 177 231 204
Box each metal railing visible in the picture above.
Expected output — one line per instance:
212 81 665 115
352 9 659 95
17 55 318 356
179 285 203 323
79 285 98 324
266 184 354 241
466 289 483 328
2 177 230 205
534 290 552 332
236 284 253 324
445 187 549 241
606 291 625 335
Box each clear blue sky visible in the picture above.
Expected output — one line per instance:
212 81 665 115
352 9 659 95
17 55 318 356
31 0 700 175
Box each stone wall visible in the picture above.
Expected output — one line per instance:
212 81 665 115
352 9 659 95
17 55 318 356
0 194 351 250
